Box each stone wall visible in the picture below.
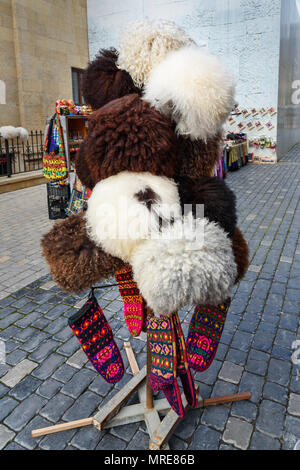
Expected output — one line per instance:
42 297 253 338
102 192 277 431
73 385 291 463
0 0 89 131
88 0 281 113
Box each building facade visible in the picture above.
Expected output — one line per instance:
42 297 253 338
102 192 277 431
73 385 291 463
87 0 300 157
0 0 89 131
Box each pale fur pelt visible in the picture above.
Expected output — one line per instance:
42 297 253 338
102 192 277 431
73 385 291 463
131 214 237 315
85 171 181 263
0 126 28 141
117 19 195 88
143 46 236 141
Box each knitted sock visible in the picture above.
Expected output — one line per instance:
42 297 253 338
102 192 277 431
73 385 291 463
115 266 146 337
187 299 231 372
172 312 198 408
69 294 124 383
147 315 185 418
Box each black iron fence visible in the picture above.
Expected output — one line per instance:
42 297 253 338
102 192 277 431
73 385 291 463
0 130 44 177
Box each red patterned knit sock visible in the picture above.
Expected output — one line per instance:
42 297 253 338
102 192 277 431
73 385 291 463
115 266 146 337
187 299 231 372
172 312 198 408
147 315 185 418
69 294 124 383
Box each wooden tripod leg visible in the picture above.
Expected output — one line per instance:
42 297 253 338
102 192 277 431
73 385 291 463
199 392 252 407
31 418 95 438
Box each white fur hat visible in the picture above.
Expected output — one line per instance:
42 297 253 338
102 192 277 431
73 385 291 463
143 45 236 141
131 214 237 315
85 171 181 263
0 126 28 141
117 19 194 87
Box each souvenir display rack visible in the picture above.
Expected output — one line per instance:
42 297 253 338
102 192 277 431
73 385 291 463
32 308 251 450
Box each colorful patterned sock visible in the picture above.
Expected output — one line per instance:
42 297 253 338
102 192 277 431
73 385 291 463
147 315 185 418
187 299 231 372
68 294 124 383
115 266 146 337
172 312 198 408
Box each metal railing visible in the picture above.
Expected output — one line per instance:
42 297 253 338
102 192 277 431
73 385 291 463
0 130 44 177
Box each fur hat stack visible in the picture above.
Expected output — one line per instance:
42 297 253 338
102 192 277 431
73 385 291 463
42 19 249 312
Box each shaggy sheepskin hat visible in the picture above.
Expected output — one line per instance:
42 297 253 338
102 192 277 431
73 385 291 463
175 175 237 238
85 171 181 263
82 48 141 110
143 46 235 141
131 214 237 315
41 214 125 293
75 94 178 189
117 19 194 88
232 226 249 283
176 133 222 178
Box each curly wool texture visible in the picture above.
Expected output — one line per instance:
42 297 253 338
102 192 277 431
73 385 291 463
143 46 235 141
175 175 237 238
86 171 181 263
131 215 237 315
75 94 178 189
232 226 249 283
41 214 125 293
176 133 222 178
82 48 141 110
117 19 195 88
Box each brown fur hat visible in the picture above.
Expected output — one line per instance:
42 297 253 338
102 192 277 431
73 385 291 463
82 48 141 110
232 226 249 283
75 93 178 189
175 175 237 238
41 214 125 293
176 133 222 178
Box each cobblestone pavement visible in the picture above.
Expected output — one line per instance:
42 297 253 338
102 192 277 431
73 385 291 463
0 185 53 300
0 146 300 450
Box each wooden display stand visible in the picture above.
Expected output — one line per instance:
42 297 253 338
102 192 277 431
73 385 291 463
32 310 251 449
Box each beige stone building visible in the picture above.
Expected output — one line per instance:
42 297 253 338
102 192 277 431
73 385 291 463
0 0 89 131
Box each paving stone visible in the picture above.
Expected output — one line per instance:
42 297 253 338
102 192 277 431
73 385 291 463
256 400 285 438
231 330 253 352
66 349 88 369
263 381 288 405
37 378 62 399
61 369 96 398
168 435 188 450
72 425 104 450
5 348 27 366
52 364 77 383
226 348 247 366
231 400 257 423
223 417 253 450
56 336 79 356
201 405 229 431
97 433 127 450
39 429 77 450
0 382 9 398
239 372 264 403
250 431 281 450
89 375 114 397
218 361 243 384
174 409 201 440
9 375 41 401
194 359 222 385
4 441 26 450
1 359 38 387
267 358 291 386
283 415 300 449
29 339 59 362
21 331 50 353
212 380 238 397
62 391 100 421
0 424 15 450
189 425 221 450
0 396 19 421
40 393 74 422
4 394 47 432
109 416 141 442
32 354 65 380
288 393 300 417
14 415 51 450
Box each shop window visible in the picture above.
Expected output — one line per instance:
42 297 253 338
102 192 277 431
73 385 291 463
71 68 85 105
